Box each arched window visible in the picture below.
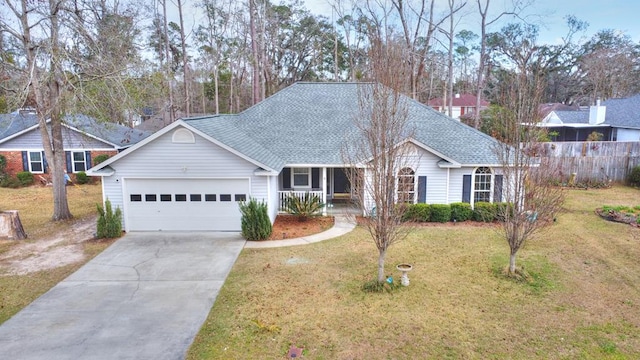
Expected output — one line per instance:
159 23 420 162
397 167 415 204
474 167 492 203
172 128 195 143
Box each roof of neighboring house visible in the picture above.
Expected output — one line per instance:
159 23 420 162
0 113 151 148
538 103 580 118
602 94 640 129
179 82 502 170
550 110 590 124
427 94 490 107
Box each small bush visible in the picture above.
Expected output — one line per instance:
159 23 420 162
93 154 110 165
75 171 91 184
402 203 430 222
239 198 272 241
0 177 21 188
0 154 6 177
495 202 515 221
473 202 497 222
450 202 473 221
629 166 640 187
284 192 324 221
96 199 122 238
16 171 34 186
429 204 451 223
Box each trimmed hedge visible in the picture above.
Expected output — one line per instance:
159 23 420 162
402 203 430 222
450 202 473 222
75 171 91 184
93 154 110 165
16 171 34 186
495 202 515 221
430 204 451 223
473 202 496 222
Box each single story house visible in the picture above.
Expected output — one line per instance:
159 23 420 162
538 95 640 141
87 82 506 232
0 111 150 179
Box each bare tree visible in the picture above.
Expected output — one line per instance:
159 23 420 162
344 39 415 284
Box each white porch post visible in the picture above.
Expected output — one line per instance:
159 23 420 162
322 167 327 215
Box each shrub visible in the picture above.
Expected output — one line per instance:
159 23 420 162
473 202 497 222
284 192 324 221
96 199 122 238
0 177 21 188
0 154 6 176
75 171 91 184
239 198 272 241
450 202 472 222
402 203 430 222
429 204 451 223
16 171 34 186
495 202 515 221
629 166 640 187
93 154 110 165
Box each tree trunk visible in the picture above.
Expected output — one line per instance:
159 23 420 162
249 0 261 105
177 0 190 117
377 249 387 283
509 252 517 274
0 211 27 240
161 0 175 123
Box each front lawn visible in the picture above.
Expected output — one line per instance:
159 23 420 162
188 186 640 359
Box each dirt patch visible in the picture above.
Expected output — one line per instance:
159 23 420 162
0 215 98 276
269 215 334 240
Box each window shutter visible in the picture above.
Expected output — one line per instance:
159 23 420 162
493 175 503 202
21 151 28 171
65 151 72 173
462 175 471 203
42 151 48 173
282 168 291 189
311 168 320 189
85 151 92 169
417 176 427 203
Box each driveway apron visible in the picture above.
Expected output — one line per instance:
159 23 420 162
0 232 245 360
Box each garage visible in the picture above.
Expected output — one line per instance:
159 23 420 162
124 178 249 231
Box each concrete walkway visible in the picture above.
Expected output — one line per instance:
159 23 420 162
0 232 245 360
245 214 357 249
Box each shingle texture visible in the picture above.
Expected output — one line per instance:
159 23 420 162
184 82 503 171
0 113 150 147
603 94 640 129
552 111 590 124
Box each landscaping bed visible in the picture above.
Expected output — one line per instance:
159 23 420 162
268 215 334 240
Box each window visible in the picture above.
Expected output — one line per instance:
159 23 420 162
145 194 157 202
190 194 202 202
160 194 172 202
72 151 86 172
474 167 492 203
235 194 247 202
397 167 415 204
220 194 232 202
175 194 187 202
205 194 216 202
28 151 44 173
130 194 142 202
292 168 310 187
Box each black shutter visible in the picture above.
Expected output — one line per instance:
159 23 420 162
311 168 320 189
65 151 72 173
85 151 92 169
494 175 503 202
282 168 291 189
21 151 28 171
42 151 48 173
417 176 427 203
462 175 472 203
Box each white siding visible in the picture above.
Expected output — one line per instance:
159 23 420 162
412 146 449 204
617 128 640 141
448 168 469 203
267 175 279 222
102 126 272 229
0 127 114 150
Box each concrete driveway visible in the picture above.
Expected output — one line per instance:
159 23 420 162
0 232 245 360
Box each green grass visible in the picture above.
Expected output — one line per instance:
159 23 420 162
188 186 640 359
0 184 112 324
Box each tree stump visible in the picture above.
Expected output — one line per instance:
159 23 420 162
0 210 28 240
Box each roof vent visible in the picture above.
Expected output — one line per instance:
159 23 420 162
172 128 195 143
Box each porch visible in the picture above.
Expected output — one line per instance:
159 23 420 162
277 167 362 214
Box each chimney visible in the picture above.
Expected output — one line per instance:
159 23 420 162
589 99 606 125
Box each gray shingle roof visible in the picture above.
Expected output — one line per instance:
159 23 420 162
602 94 640 129
184 82 503 170
553 110 590 124
0 113 151 147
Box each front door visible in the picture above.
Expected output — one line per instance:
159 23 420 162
333 168 350 195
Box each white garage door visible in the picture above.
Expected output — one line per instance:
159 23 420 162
125 178 249 231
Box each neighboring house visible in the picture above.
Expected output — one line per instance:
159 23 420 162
87 82 506 232
427 93 489 120
0 112 150 178
539 95 640 141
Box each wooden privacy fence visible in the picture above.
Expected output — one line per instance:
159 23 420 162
535 141 640 183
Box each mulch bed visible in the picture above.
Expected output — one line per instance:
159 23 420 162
269 215 335 240
595 208 639 227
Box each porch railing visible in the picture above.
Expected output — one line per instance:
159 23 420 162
278 190 324 212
